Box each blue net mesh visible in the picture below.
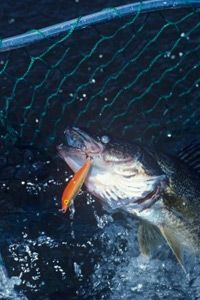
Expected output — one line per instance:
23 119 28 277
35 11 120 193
0 2 200 152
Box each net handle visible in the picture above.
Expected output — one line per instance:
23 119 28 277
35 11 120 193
0 0 200 52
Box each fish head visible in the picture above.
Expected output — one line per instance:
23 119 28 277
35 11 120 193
57 127 167 213
57 127 105 171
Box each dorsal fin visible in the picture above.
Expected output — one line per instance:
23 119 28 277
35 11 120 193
177 139 200 174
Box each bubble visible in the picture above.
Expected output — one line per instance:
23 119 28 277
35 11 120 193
101 135 110 144
90 78 96 84
8 18 15 24
165 51 171 58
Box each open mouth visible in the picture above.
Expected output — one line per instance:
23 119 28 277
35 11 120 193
57 128 96 167
64 127 87 150
63 127 104 156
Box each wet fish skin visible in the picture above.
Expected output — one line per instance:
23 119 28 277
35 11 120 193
58 127 200 267
156 153 200 249
157 152 200 217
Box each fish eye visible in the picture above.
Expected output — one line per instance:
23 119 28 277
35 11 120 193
101 135 110 144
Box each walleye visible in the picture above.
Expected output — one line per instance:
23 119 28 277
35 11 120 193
57 127 200 270
60 159 92 213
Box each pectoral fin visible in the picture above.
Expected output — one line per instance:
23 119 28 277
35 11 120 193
159 225 186 273
138 221 163 256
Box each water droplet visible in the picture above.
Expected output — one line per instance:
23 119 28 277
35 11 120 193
73 262 82 278
166 51 171 58
8 18 15 24
101 135 110 144
69 202 75 219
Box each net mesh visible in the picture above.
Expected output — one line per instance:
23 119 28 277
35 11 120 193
0 6 200 152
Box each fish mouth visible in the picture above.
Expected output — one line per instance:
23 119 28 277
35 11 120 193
63 127 104 156
64 127 87 151
57 127 104 172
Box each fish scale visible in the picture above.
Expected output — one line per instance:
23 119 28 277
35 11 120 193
58 127 200 271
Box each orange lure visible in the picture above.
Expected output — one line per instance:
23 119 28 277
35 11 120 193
60 159 92 213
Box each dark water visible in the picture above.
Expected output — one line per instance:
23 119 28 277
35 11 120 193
0 1 200 299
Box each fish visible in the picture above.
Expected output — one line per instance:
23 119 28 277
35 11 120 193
57 127 200 271
59 158 92 213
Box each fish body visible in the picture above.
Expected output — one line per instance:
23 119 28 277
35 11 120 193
58 127 200 268
60 159 92 213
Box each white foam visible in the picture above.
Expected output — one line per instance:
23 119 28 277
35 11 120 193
0 253 27 300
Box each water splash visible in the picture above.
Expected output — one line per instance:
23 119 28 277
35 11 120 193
0 253 27 300
78 211 199 300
